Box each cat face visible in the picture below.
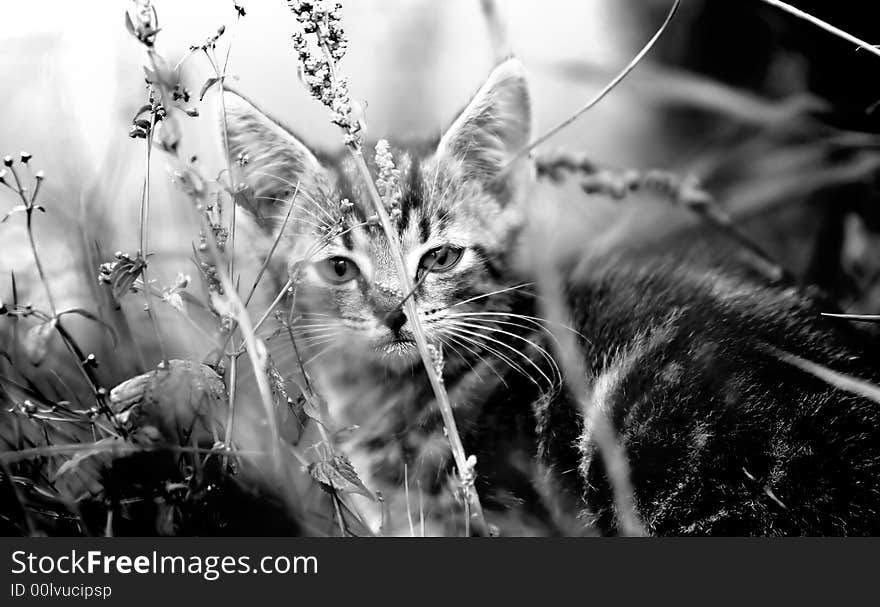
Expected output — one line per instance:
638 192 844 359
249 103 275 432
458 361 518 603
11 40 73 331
223 59 533 370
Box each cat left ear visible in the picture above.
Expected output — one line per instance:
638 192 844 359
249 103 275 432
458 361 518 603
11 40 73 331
221 90 330 233
435 58 532 201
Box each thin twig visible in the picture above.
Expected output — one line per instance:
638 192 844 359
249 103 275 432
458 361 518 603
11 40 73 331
509 0 680 163
139 96 168 364
533 246 645 536
298 12 489 532
479 0 511 64
760 0 880 60
821 313 880 324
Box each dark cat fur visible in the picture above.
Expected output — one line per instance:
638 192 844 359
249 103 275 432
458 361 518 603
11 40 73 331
360 253 880 536
542 255 880 535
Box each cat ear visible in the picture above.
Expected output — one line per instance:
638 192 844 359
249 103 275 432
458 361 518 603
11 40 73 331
435 58 532 200
221 90 329 232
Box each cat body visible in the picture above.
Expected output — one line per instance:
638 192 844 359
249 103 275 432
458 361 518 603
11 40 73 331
544 256 880 535
223 59 880 536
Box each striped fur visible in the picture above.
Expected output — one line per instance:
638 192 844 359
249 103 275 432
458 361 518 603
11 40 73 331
223 60 880 536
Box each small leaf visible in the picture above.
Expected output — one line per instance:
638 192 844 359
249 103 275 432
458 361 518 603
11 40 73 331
23 318 57 365
109 360 227 445
124 11 136 37
308 454 374 499
105 254 146 300
199 77 220 101
134 103 153 119
164 292 185 313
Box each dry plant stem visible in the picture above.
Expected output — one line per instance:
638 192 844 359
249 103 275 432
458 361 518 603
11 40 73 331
198 214 283 473
536 155 787 282
52 322 118 429
5 165 56 314
0 441 273 466
5 167 118 431
215 184 299 360
79 189 147 373
140 108 168 364
479 0 511 64
279 304 330 442
309 28 487 530
209 47 238 282
216 84 240 455
509 0 680 164
404 463 415 537
25 213 57 315
148 36 280 465
280 289 370 532
763 343 880 405
760 0 880 60
212 36 245 456
349 150 487 531
244 185 298 307
251 279 294 335
821 313 880 324
222 349 237 464
538 269 645 536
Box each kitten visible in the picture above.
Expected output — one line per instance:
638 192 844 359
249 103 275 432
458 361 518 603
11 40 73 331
222 59 880 536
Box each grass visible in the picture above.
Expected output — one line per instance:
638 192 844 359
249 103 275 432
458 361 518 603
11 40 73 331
1 0 879 537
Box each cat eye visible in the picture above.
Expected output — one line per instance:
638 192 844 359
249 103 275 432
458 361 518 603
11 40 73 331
419 245 464 273
315 256 360 284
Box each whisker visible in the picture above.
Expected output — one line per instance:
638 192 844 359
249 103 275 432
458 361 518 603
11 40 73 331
439 332 509 388
446 329 539 391
443 327 543 391
436 336 483 382
304 343 339 364
296 329 343 341
256 195 329 229
296 337 340 348
334 220 372 241
289 322 342 335
444 283 536 310
445 314 553 340
445 322 556 389
250 171 336 224
451 320 562 389
445 310 580 336
455 317 564 360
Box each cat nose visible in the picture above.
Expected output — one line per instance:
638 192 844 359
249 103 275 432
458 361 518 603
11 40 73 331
381 308 407 333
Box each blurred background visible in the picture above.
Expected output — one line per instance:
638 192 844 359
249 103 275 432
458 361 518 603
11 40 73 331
1 0 879 535
2 0 879 343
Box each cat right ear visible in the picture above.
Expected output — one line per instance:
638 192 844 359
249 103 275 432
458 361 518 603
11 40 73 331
435 58 532 204
221 90 329 232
